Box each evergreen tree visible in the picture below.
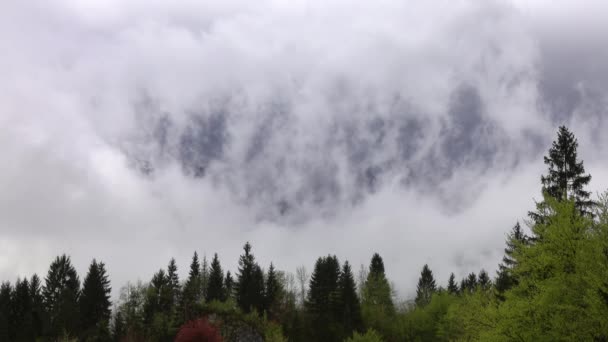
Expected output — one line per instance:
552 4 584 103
361 253 395 338
495 222 527 297
180 252 201 322
530 126 594 222
143 269 171 325
415 264 437 307
224 271 234 301
43 254 81 339
265 263 281 318
80 259 112 340
337 261 363 339
464 272 477 293
29 274 45 339
200 255 210 301
167 258 181 310
111 310 126 342
206 253 225 303
306 255 341 342
478 269 491 291
0 282 11 341
235 242 265 314
447 273 458 295
12 278 35 341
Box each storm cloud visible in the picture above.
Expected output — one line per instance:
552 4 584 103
1 0 608 300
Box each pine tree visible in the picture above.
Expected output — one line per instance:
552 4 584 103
337 261 363 339
495 222 527 297
478 269 491 291
265 263 282 318
447 273 458 295
235 242 265 314
224 271 234 301
464 272 477 293
0 282 12 341
200 255 210 301
79 259 112 340
111 310 126 342
12 278 35 341
144 269 172 327
167 258 181 310
180 252 201 322
29 274 45 339
206 253 225 303
306 255 341 342
415 264 437 307
43 254 81 339
530 126 594 222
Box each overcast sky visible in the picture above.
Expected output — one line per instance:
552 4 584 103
1 0 608 301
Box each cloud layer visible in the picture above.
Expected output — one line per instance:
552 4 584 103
1 0 608 300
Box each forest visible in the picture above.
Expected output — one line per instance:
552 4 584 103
1 125 608 341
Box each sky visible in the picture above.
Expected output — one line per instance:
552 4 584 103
1 0 608 301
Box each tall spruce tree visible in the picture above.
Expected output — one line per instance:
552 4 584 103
12 278 34 341
447 273 458 295
478 269 491 291
180 252 201 322
306 255 341 342
337 261 363 339
43 254 81 339
143 269 171 326
235 242 265 314
463 272 477 293
200 255 210 301
79 259 112 339
264 263 281 319
0 282 11 341
29 274 45 339
206 253 225 303
166 258 181 310
495 222 527 298
415 264 437 307
224 271 234 301
530 126 594 222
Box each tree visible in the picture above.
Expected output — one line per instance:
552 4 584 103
0 282 12 341
495 222 527 297
29 274 46 338
167 258 181 310
337 261 363 339
201 255 210 301
206 253 225 303
361 253 394 339
235 242 265 314
447 273 458 295
12 278 34 341
295 266 308 307
224 271 233 301
306 255 341 342
80 259 112 340
462 273 477 294
415 264 437 307
530 126 594 222
265 263 279 314
477 270 491 291
180 252 201 322
43 254 81 339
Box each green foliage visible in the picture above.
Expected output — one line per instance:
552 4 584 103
446 273 458 295
236 242 265 315
361 254 395 339
307 255 341 341
495 222 527 298
180 252 202 323
345 329 384 342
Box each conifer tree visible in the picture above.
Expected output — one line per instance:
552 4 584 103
362 253 394 314
447 273 458 295
180 252 201 322
415 264 437 307
167 258 181 310
206 253 225 303
337 261 363 339
495 222 527 298
236 242 265 314
0 282 11 341
265 263 282 318
530 126 594 222
12 278 35 341
200 255 210 301
224 271 234 301
29 274 45 338
306 255 341 342
43 254 81 339
79 259 112 339
144 269 172 326
478 269 491 291
464 272 477 293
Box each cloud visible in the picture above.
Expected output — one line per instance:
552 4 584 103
1 0 607 300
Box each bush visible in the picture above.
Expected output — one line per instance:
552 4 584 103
175 317 223 342
344 329 384 342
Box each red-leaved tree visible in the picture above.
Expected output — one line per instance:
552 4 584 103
175 317 223 342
